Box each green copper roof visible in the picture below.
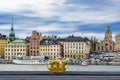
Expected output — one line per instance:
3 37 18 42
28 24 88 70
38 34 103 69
106 26 111 33
6 40 26 46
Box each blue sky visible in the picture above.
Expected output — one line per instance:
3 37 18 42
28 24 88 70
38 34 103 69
0 0 120 41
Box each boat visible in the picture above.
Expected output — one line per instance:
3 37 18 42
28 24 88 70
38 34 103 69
81 61 88 66
12 56 49 65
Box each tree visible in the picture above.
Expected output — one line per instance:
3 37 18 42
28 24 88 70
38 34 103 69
90 36 98 52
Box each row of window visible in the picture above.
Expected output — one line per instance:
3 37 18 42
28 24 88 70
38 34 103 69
5 56 12 60
0 40 8 42
64 55 84 58
64 51 84 53
98 46 113 50
5 49 26 51
64 43 84 45
40 45 60 47
40 49 59 51
30 51 39 53
5 46 26 48
64 47 84 49
30 47 39 49
5 53 26 55
41 53 60 55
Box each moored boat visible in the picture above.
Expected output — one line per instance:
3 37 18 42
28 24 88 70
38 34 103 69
13 56 49 65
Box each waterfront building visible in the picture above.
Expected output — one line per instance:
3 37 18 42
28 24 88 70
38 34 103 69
5 40 28 60
0 34 8 58
115 34 120 52
40 38 61 59
96 26 115 53
29 31 42 56
63 35 91 59
9 16 16 42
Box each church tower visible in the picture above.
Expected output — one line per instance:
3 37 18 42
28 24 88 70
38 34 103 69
105 26 112 40
9 16 15 42
96 25 115 53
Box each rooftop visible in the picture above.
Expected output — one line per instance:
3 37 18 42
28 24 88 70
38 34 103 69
6 40 26 46
0 33 7 40
40 39 58 45
64 35 89 42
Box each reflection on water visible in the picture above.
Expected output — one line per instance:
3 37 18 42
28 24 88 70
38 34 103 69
0 64 120 71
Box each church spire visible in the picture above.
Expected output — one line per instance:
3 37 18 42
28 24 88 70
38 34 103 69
9 16 15 42
105 25 112 40
106 25 111 33
11 15 13 31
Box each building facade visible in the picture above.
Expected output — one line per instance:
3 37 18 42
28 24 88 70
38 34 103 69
115 34 120 52
63 35 91 59
5 40 28 60
0 34 8 58
29 31 42 56
96 26 115 53
40 39 61 59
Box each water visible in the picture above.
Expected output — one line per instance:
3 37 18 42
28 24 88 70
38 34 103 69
0 64 120 71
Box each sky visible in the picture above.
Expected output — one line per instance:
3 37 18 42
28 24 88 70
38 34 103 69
0 0 120 41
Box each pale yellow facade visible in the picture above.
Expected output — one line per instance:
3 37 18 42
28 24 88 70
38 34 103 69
5 40 28 60
115 34 120 52
64 41 91 59
40 45 61 59
0 39 8 58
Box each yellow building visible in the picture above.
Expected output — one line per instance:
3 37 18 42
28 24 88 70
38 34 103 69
40 39 61 59
5 40 28 60
63 35 91 59
0 34 8 58
115 34 120 52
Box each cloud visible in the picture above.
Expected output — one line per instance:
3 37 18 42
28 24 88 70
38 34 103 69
0 0 120 40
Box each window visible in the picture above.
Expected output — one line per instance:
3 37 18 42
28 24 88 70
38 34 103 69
110 46 112 50
101 46 103 50
98 46 100 50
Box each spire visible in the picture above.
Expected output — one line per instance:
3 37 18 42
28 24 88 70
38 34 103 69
11 15 13 31
9 16 15 36
105 25 112 40
106 25 111 33
9 15 15 42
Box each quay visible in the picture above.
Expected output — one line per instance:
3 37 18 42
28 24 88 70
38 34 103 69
0 64 120 71
0 71 119 80
0 71 120 76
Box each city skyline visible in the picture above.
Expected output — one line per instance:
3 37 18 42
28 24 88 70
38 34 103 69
0 0 120 41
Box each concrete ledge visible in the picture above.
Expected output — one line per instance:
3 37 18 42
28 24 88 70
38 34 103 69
0 71 120 76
